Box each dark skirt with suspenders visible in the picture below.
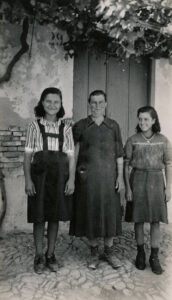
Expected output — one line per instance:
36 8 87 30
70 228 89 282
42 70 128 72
27 120 72 223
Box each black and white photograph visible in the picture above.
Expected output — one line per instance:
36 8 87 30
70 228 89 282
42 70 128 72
0 1 172 300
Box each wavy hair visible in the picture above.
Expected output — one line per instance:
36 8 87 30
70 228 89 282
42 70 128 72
136 106 161 133
34 87 65 118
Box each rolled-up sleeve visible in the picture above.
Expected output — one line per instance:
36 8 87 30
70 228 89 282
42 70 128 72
25 121 36 153
124 138 133 166
114 123 124 158
72 120 84 145
63 125 74 156
164 137 172 167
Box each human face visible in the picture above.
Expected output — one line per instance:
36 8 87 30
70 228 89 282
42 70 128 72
89 94 107 118
42 93 61 118
138 112 155 133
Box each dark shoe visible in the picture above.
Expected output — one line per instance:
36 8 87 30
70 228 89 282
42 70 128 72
87 246 99 270
135 245 146 270
45 252 59 272
103 245 122 269
149 248 163 275
34 255 46 274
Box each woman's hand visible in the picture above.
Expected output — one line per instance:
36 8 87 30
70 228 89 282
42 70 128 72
165 187 171 202
25 178 36 196
125 187 133 202
65 179 75 196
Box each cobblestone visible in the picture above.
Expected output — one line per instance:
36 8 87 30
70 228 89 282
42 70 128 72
0 223 172 300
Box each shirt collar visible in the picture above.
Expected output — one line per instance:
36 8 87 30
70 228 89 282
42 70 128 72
87 116 113 129
39 117 61 127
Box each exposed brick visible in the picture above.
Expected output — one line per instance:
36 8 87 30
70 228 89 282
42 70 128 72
18 147 25 151
0 162 23 168
8 126 21 131
0 146 9 152
13 132 23 137
21 141 26 146
22 131 27 136
12 137 20 141
5 147 18 151
3 152 23 158
0 131 11 136
0 136 12 141
2 141 22 146
20 137 26 141
0 156 24 163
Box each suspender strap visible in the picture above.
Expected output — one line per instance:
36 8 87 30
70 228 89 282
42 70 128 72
58 122 65 152
37 119 48 151
37 119 64 152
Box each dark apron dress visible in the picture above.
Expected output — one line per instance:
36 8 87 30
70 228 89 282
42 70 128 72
27 120 72 223
70 121 122 239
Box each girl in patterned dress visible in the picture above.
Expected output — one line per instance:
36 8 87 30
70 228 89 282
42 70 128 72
24 87 75 274
124 106 172 275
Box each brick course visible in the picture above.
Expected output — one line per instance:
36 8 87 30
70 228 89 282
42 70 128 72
0 127 26 170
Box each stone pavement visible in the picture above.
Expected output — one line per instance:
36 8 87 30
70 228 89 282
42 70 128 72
0 223 172 300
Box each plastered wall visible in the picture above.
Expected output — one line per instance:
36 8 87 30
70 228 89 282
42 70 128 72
0 22 73 232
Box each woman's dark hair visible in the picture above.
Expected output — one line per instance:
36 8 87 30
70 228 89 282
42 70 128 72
88 90 107 103
34 87 65 118
136 106 161 133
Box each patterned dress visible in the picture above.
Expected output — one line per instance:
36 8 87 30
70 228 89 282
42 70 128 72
25 118 74 223
69 116 124 239
124 132 172 223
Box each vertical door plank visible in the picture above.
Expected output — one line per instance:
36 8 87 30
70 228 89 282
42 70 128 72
88 53 107 115
128 58 150 137
73 50 89 122
88 52 107 92
106 58 129 143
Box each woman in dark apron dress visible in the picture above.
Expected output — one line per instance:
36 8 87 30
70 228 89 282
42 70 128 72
24 87 75 274
70 90 124 270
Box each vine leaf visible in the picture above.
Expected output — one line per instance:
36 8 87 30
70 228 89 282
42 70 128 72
0 16 29 84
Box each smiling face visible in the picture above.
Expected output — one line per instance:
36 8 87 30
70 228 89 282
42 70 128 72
42 93 61 118
89 94 107 118
138 112 155 134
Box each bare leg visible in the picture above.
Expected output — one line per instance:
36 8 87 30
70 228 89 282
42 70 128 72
33 222 45 256
33 222 45 274
135 222 144 245
47 221 59 256
149 222 162 275
134 222 146 270
150 222 160 248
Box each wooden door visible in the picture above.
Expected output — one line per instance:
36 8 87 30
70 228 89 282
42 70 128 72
73 50 151 143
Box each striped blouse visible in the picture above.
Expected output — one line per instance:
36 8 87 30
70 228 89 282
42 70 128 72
25 118 74 155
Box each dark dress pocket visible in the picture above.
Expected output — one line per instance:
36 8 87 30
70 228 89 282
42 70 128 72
77 165 87 183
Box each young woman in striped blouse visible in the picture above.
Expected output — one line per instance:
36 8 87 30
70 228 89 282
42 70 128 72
24 87 75 274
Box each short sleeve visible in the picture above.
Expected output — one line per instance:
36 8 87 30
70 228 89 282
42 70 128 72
114 123 124 158
63 125 74 155
124 138 133 165
72 120 84 144
25 121 36 153
164 137 172 167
